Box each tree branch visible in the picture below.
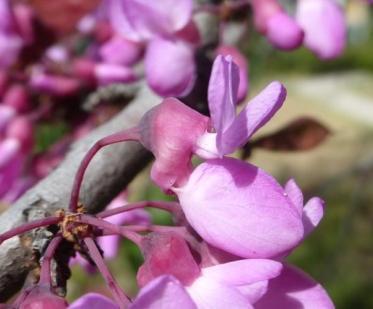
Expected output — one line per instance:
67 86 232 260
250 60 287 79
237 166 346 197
0 83 159 301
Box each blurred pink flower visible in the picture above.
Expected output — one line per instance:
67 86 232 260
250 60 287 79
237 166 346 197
296 0 346 59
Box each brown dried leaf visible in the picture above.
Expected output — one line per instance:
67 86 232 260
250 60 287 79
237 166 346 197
243 117 330 158
28 0 100 35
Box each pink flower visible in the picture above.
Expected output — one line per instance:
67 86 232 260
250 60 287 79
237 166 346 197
108 0 193 42
252 0 304 50
107 0 197 97
138 55 285 191
196 55 286 158
296 0 346 59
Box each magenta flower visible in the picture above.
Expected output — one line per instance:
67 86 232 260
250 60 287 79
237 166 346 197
107 0 197 97
138 55 285 191
296 0 346 60
252 0 304 50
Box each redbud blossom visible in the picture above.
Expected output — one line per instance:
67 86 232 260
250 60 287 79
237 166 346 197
296 0 346 59
252 0 304 50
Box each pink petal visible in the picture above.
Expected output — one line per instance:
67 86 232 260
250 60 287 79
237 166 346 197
220 81 286 155
69 293 118 309
216 46 249 104
0 139 20 169
139 98 208 191
94 63 137 85
176 157 304 258
296 0 346 60
208 55 239 154
0 105 15 131
99 35 143 66
145 37 195 97
302 197 325 237
202 259 282 286
284 178 304 215
109 0 193 41
266 12 304 50
255 264 334 308
237 281 269 304
131 275 196 309
187 276 253 309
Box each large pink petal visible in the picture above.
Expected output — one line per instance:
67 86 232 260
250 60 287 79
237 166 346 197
208 55 239 149
109 0 193 41
296 0 346 60
176 157 304 258
145 37 195 97
131 275 196 309
69 293 118 309
220 81 286 154
202 259 282 286
255 265 334 308
187 276 253 309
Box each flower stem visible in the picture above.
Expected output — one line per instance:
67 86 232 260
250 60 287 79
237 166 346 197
84 237 130 308
69 127 140 212
97 201 180 219
0 216 61 245
79 214 143 246
39 235 63 286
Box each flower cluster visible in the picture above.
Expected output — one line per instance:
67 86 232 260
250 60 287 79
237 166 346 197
0 0 356 206
0 55 333 308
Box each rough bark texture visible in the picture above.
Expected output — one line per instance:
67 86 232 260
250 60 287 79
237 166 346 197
0 83 159 301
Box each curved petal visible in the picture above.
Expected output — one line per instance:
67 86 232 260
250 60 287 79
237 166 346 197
296 0 346 60
220 81 286 155
187 276 253 309
266 12 304 51
94 63 137 85
302 197 325 237
109 0 193 41
208 55 239 155
237 281 269 304
99 35 143 66
176 157 304 258
284 178 304 215
255 265 334 308
69 293 118 309
145 37 195 97
202 259 282 286
216 45 249 104
131 275 196 309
